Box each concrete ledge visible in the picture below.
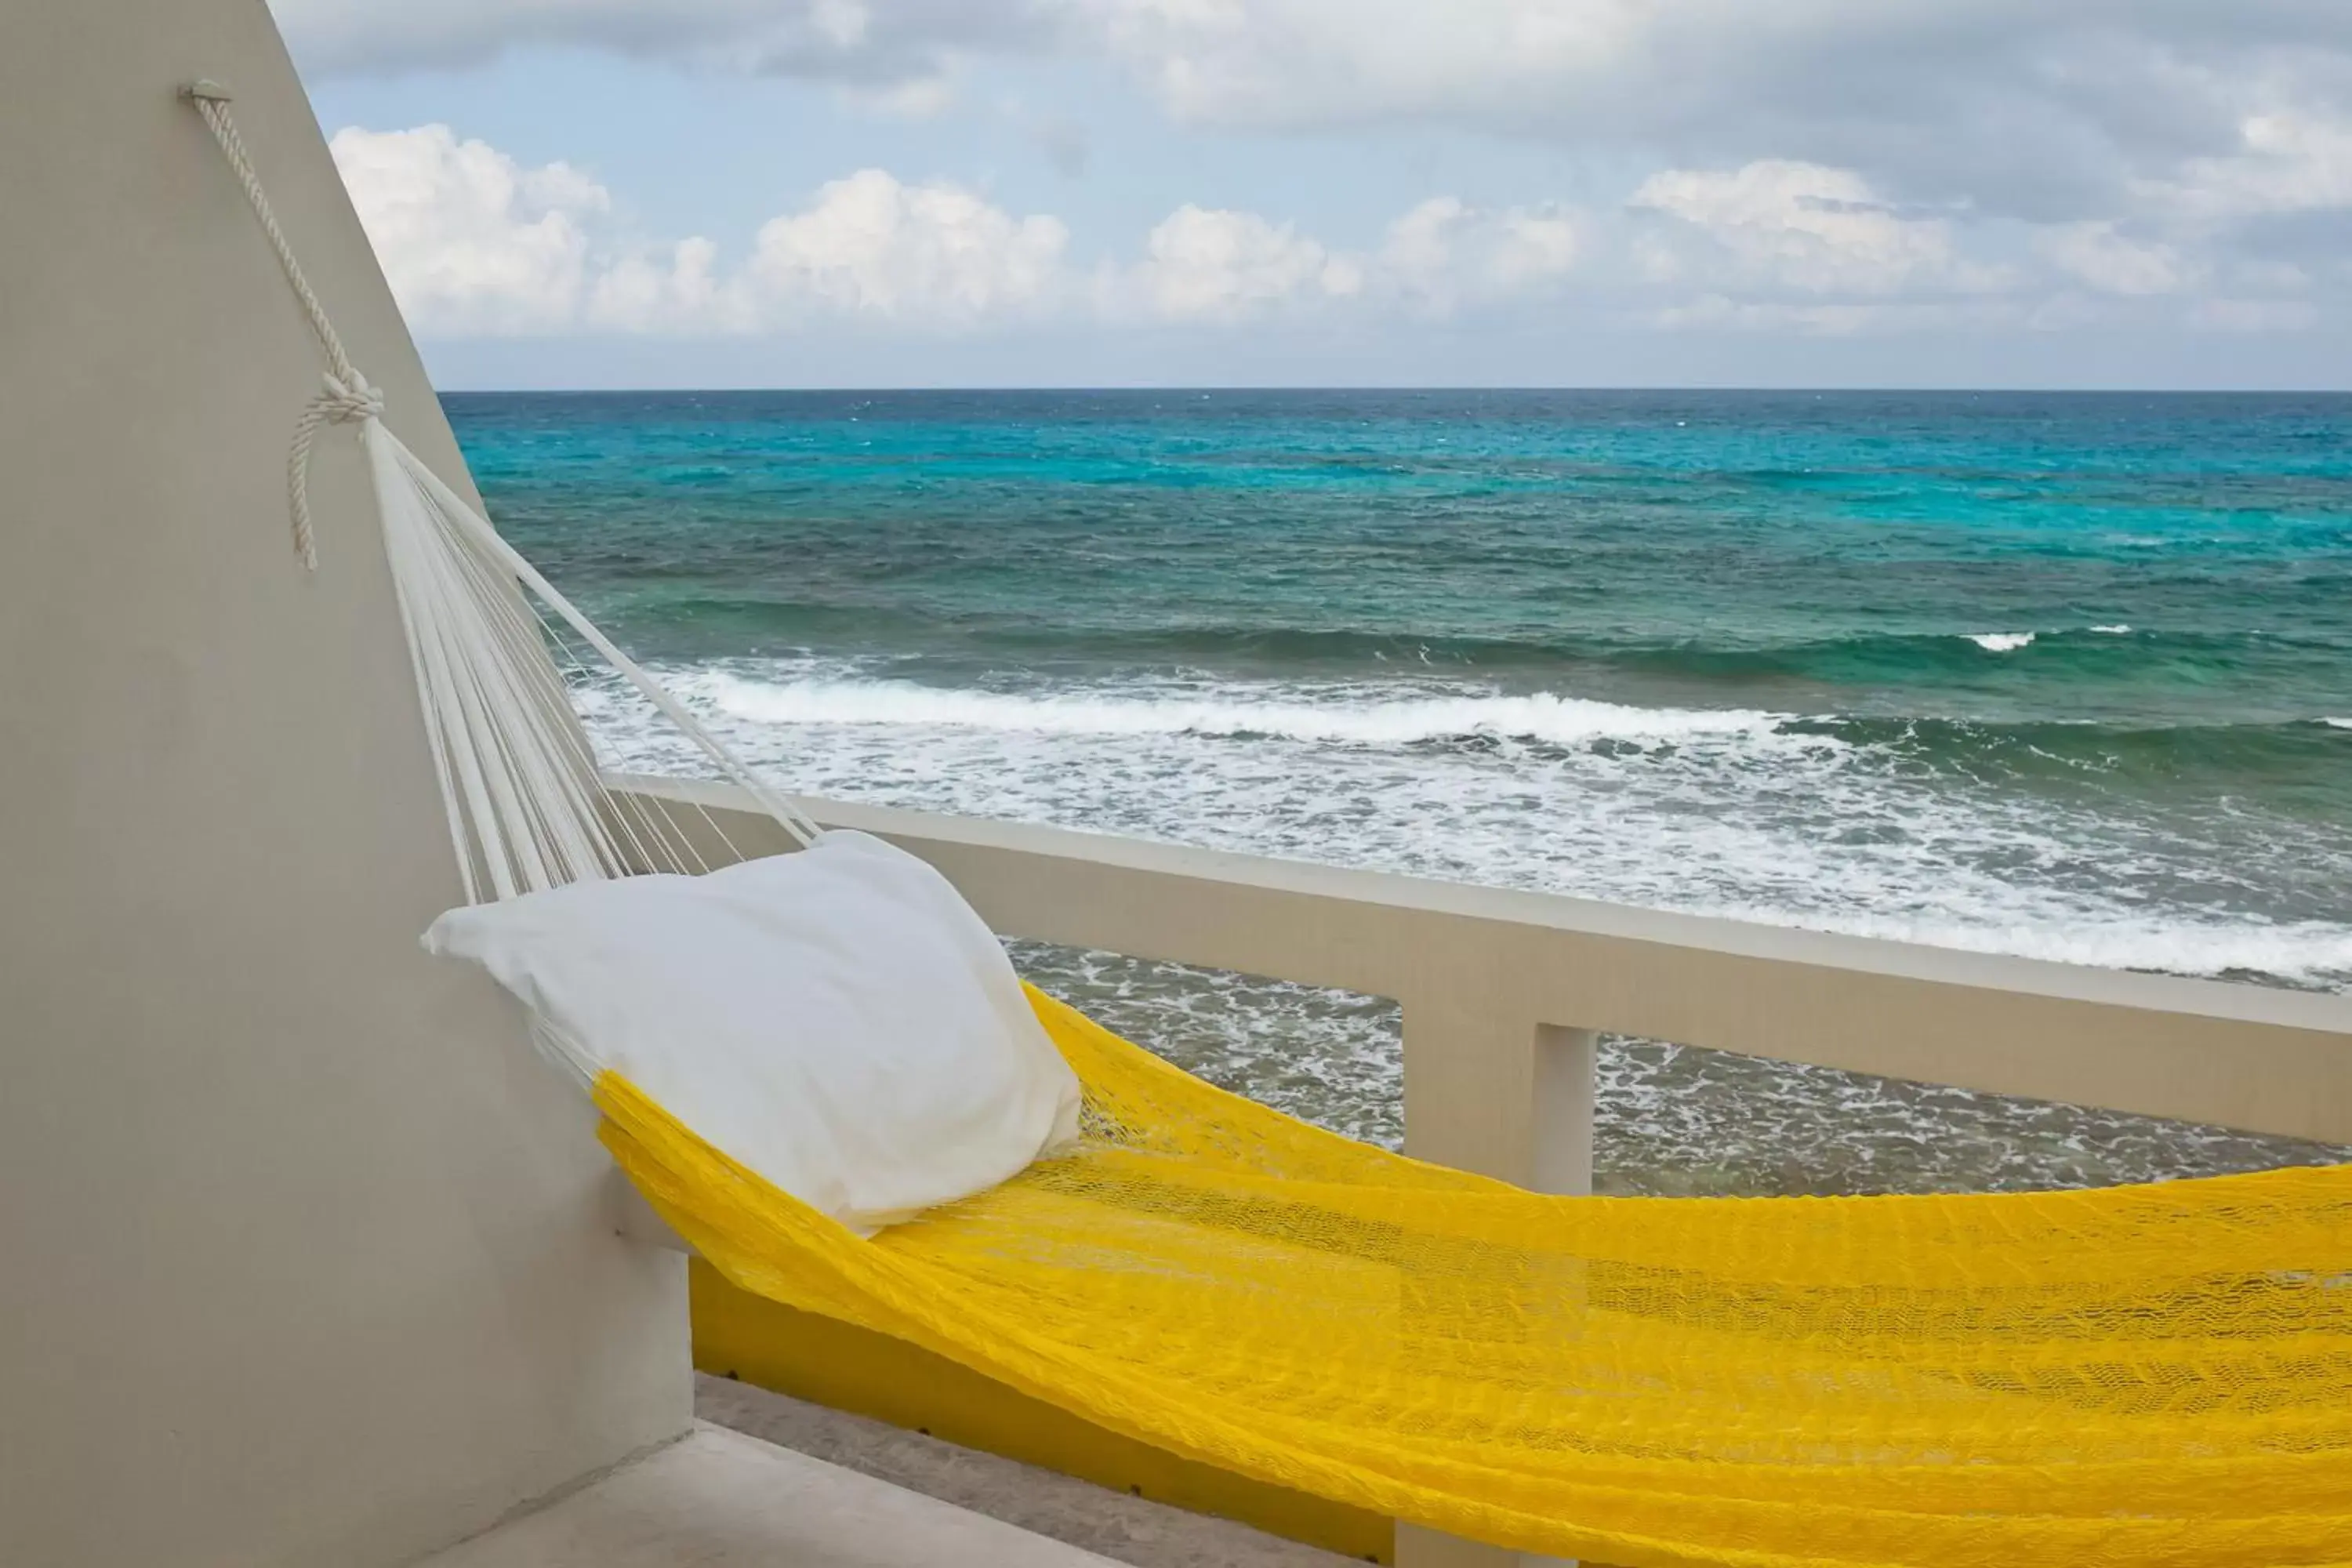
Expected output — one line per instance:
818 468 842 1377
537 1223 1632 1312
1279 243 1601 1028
697 1373 1364 1568
691 1262 1388 1563
613 775 2352 1149
414 1424 1123 1567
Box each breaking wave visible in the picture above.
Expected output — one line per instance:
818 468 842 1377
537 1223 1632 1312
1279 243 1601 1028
577 660 2352 992
691 669 1791 748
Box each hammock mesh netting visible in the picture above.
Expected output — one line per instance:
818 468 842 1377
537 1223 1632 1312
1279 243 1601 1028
603 986 2352 1568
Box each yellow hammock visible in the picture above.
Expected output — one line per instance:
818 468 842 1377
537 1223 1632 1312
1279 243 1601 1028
602 985 2352 1568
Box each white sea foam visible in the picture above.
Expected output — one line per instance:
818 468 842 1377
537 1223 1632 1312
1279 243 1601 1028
1965 632 2036 652
2328 717 2352 731
576 659 2352 993
1668 902 2352 988
694 669 1794 748
2088 624 2132 634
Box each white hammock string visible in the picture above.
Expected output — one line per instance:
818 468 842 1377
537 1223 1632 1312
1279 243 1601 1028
181 80 822 894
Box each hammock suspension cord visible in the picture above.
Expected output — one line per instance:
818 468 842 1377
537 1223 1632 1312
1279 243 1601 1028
180 80 823 887
186 78 376 572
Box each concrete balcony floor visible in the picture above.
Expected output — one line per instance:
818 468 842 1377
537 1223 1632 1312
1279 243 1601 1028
417 1422 1119 1568
416 1374 1354 1568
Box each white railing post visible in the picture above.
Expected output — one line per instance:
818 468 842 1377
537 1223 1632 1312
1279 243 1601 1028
1399 997 1597 1194
1531 1025 1598 1198
1401 994 1541 1183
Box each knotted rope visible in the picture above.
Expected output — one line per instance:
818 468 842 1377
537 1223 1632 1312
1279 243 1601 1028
287 370 384 568
176 78 825 859
184 80 376 569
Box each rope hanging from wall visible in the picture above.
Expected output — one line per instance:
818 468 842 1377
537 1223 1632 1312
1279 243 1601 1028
183 79 819 906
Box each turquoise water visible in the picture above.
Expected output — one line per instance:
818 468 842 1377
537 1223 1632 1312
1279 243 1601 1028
446 387 2352 1192
448 388 2352 993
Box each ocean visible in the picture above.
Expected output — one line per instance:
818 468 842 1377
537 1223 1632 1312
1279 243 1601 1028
445 387 2352 1194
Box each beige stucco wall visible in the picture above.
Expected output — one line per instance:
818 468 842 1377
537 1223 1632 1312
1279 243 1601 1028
0 5 691 1565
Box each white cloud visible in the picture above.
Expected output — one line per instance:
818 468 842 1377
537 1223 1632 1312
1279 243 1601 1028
2036 221 2188 296
1492 209 1581 289
281 2 2352 236
283 2 2352 358
1045 0 2352 283
1378 196 1466 288
1630 161 2000 298
809 0 873 49
330 124 1593 338
332 130 1071 336
332 121 2343 350
1127 205 1362 321
1116 197 1578 323
328 125 610 335
336 124 1593 338
1379 197 1579 313
738 169 1071 325
2142 111 2352 221
1066 0 1642 129
588 238 732 333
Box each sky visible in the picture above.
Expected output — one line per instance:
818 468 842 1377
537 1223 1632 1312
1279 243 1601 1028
275 1 2352 390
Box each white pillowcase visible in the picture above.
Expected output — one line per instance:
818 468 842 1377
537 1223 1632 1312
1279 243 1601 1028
423 830 1082 1235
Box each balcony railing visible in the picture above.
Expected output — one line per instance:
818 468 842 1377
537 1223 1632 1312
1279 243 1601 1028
615 774 2352 1189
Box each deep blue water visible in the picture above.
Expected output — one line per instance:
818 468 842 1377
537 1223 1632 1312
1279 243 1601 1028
446 389 2352 993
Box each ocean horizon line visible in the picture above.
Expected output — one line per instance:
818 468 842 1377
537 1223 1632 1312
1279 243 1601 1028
435 383 2352 399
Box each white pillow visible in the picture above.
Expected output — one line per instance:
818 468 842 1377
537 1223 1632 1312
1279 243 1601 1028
422 830 1082 1235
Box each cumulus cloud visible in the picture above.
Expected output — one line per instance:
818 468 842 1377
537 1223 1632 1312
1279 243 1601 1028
1115 197 1593 323
587 239 731 333
739 169 1071 324
332 121 1608 339
1126 206 1361 321
333 129 1073 336
1059 3 2352 230
2140 111 2352 222
282 2 2352 347
1629 161 2001 298
1378 198 1579 313
328 125 610 335
331 118 2344 347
